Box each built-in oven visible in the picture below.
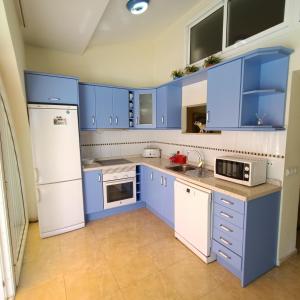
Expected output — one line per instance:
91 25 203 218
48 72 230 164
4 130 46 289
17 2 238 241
102 166 136 210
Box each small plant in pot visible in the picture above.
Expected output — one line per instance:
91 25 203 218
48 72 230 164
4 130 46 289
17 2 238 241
203 55 222 68
184 65 199 74
171 69 184 80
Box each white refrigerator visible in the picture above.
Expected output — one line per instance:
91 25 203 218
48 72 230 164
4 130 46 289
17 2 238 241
28 104 85 238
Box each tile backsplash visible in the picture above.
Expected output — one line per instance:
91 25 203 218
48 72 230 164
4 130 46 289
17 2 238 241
80 129 286 181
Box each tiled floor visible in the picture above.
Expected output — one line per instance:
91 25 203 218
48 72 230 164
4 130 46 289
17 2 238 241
16 208 300 300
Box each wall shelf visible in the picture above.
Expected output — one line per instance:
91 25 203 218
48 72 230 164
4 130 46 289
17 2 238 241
242 89 284 96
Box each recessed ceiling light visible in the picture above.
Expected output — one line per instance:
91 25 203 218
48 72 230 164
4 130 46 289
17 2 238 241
127 0 150 15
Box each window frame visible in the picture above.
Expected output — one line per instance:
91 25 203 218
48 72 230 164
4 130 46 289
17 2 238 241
186 0 291 66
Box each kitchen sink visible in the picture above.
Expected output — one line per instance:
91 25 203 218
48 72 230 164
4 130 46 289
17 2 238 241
166 164 197 172
166 164 213 178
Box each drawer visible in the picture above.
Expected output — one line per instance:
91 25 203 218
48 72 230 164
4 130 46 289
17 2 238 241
212 240 242 272
213 228 243 256
214 203 244 228
214 215 244 242
25 73 79 105
214 192 245 214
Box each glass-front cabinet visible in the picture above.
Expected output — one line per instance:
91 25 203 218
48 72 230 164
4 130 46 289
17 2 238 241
134 89 156 128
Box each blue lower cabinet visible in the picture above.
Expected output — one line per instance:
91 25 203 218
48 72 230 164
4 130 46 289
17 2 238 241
140 166 175 228
83 170 104 216
212 191 280 287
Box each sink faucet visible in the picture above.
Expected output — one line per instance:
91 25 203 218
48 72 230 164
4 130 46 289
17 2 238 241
187 149 205 168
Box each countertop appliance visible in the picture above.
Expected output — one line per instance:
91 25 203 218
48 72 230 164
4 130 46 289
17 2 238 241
102 165 136 209
143 148 161 158
28 104 85 238
214 156 267 186
96 158 133 166
169 151 187 164
174 179 216 263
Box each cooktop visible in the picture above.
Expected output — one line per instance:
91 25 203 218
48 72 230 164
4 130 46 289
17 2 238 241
96 159 133 166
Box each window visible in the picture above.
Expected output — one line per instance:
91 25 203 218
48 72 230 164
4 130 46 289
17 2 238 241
188 0 286 65
227 0 286 46
190 7 223 64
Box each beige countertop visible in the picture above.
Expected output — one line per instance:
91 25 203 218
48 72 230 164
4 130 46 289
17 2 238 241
83 156 281 201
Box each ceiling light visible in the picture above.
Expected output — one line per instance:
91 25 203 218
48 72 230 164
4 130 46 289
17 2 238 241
127 0 150 15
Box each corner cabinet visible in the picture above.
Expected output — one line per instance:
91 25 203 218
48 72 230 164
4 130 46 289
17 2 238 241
141 166 175 227
212 191 280 287
156 84 182 128
134 89 156 128
82 170 104 218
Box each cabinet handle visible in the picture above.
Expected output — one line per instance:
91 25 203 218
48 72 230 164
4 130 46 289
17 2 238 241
218 250 231 260
115 116 118 125
160 176 164 185
161 116 164 124
98 174 101 182
150 172 153 180
219 224 233 232
220 211 233 219
48 97 60 101
92 116 95 125
164 177 167 187
221 198 234 206
220 237 232 246
109 116 112 125
136 116 139 125
206 111 210 123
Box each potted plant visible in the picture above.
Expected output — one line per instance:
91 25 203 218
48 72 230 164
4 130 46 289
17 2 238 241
171 69 184 80
203 55 222 68
184 65 199 74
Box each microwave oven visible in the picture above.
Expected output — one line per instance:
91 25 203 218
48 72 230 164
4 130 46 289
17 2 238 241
214 156 267 186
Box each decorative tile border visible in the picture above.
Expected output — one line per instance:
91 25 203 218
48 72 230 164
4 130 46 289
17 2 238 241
81 141 285 159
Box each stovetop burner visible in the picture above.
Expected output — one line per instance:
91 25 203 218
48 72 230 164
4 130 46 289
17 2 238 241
96 159 133 166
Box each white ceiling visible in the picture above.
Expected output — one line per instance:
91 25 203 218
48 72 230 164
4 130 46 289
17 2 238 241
19 0 202 53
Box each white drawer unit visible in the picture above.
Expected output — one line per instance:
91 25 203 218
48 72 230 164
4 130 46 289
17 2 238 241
174 179 216 263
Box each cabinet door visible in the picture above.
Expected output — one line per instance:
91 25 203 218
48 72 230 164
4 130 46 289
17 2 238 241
83 171 103 214
113 88 129 128
162 174 175 227
25 73 78 105
156 86 168 128
206 59 242 128
79 84 96 130
134 89 156 128
95 86 113 128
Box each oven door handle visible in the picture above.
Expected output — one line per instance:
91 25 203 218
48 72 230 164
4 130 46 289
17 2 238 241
103 177 136 184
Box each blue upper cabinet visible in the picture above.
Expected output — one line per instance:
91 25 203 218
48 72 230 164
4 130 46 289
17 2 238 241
83 170 104 216
134 89 156 128
156 84 182 128
25 71 79 105
79 84 96 130
113 88 129 129
206 59 242 129
95 86 114 128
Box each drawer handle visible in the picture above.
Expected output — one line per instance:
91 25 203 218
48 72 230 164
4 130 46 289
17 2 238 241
220 211 233 219
221 199 234 205
220 237 232 246
48 97 60 101
220 224 233 233
218 250 231 260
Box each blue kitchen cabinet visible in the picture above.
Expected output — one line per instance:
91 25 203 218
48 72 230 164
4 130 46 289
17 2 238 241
206 59 242 129
212 191 280 287
113 88 129 128
79 84 96 130
160 172 175 227
25 71 79 105
134 89 156 128
95 86 114 128
83 170 104 216
156 84 182 128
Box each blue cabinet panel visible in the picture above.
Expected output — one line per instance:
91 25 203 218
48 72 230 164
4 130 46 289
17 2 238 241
214 203 244 229
161 173 175 227
83 171 103 215
156 85 182 128
95 86 113 128
113 89 129 128
79 84 96 130
206 59 242 128
25 72 78 105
